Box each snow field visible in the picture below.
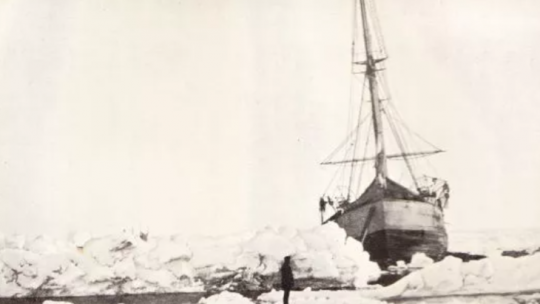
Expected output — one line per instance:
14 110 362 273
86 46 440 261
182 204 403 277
0 223 380 297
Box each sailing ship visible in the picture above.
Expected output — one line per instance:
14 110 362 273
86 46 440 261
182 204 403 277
319 0 450 268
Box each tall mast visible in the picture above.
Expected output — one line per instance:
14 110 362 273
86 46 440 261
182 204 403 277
358 0 387 188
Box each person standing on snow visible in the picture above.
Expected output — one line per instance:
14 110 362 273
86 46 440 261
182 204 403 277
280 256 294 304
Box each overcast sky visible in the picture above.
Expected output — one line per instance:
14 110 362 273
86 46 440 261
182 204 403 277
0 0 539 238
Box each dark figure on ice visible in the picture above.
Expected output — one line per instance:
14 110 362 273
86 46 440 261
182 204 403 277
280 256 294 304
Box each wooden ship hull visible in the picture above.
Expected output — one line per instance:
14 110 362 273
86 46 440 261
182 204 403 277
334 199 447 266
326 179 448 267
319 0 450 268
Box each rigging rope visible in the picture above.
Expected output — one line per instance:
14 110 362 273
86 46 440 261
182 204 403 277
351 0 359 67
392 108 441 179
323 0 445 199
383 106 420 191
377 70 392 104
347 76 368 199
321 161 345 197
384 101 444 188
387 101 443 183
346 55 359 145
355 118 373 198
321 113 372 164
385 102 422 180
386 99 442 151
337 142 355 198
366 0 387 60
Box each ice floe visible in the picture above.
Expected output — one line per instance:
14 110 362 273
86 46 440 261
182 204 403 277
361 253 540 299
198 291 254 304
258 289 387 304
0 223 380 297
5 227 540 299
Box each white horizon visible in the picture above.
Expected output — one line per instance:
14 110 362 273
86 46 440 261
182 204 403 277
0 0 539 238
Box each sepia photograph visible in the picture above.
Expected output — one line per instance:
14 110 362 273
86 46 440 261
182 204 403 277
0 0 539 303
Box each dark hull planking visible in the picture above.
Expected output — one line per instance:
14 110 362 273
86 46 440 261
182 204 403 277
363 227 448 268
332 198 448 268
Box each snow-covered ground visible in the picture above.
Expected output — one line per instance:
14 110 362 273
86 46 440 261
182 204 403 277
37 291 540 304
3 226 540 301
448 228 540 256
200 289 540 304
0 223 380 297
358 253 540 299
198 291 256 304
257 289 388 304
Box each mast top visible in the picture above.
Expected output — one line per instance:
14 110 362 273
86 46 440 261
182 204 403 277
319 0 446 204
358 0 388 188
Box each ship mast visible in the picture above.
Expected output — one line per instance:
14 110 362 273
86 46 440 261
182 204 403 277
358 0 387 188
320 0 448 205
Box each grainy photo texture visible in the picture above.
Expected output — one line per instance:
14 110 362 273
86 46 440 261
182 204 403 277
0 0 539 303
